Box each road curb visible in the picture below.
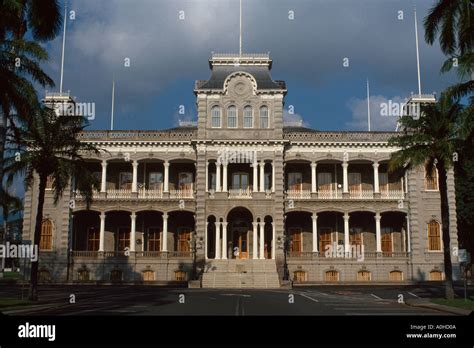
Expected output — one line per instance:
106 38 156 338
405 299 472 316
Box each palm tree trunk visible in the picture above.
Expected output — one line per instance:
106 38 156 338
0 110 6 193
437 160 455 300
29 173 47 301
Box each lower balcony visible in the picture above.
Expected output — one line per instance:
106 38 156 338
288 251 409 260
71 251 192 259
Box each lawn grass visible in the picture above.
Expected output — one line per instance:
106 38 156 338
431 298 474 310
0 298 34 308
2 272 20 279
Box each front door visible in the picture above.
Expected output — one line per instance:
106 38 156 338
233 227 248 259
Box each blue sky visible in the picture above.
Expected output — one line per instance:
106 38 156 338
37 0 461 133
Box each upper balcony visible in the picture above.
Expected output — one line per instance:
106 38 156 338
284 160 405 201
74 159 195 201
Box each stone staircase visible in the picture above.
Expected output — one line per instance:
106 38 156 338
202 259 280 288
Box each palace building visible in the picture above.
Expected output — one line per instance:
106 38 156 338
22 52 459 287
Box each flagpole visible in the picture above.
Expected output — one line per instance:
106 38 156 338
110 79 115 130
59 0 68 93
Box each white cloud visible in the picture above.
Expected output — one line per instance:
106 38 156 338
346 95 406 131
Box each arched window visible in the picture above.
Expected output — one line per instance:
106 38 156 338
110 269 123 281
175 270 186 281
38 269 51 283
389 271 403 281
325 270 339 282
227 105 237 128
259 106 269 128
211 106 221 128
40 219 53 250
428 220 441 251
143 270 155 281
78 269 90 281
429 271 443 281
357 271 371 281
293 270 307 282
425 164 438 190
243 106 253 128
87 227 100 251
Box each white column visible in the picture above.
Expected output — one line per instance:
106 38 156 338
163 161 169 193
253 162 258 192
222 163 228 192
311 162 317 193
216 163 221 192
132 160 138 193
312 213 318 252
205 160 209 192
205 222 208 259
271 222 276 259
344 213 350 253
162 213 168 252
222 222 228 259
375 213 382 253
130 213 136 252
271 160 275 193
252 222 258 259
342 162 349 193
259 221 265 259
99 212 106 251
373 161 379 193
215 222 221 259
259 161 265 192
406 215 411 253
100 161 107 192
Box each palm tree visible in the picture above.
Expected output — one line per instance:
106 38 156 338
0 39 54 208
0 0 61 202
4 107 101 300
0 0 62 41
389 93 464 299
424 0 474 98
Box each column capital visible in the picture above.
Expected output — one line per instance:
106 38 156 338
259 161 265 167
372 161 379 168
100 212 106 219
375 213 381 220
163 161 170 167
132 160 139 167
101 160 108 166
312 213 318 220
162 212 168 219
310 162 317 168
342 162 349 168
130 212 137 219
343 212 350 220
222 222 228 227
252 222 258 228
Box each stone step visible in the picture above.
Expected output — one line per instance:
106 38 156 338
202 270 280 289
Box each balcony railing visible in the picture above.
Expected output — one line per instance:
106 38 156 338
286 189 311 199
317 189 343 199
348 189 374 199
228 188 252 199
288 251 409 259
138 188 163 199
71 251 191 258
380 190 404 199
107 189 132 199
170 188 194 199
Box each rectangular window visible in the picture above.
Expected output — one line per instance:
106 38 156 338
243 107 253 128
260 107 269 128
179 172 193 190
232 173 249 189
227 107 237 128
289 227 302 253
118 227 130 251
288 172 303 191
379 173 388 193
318 172 332 191
119 172 132 190
319 227 332 254
87 227 100 251
381 227 393 252
211 107 221 128
350 227 362 246
177 227 192 252
148 172 163 190
348 173 362 194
